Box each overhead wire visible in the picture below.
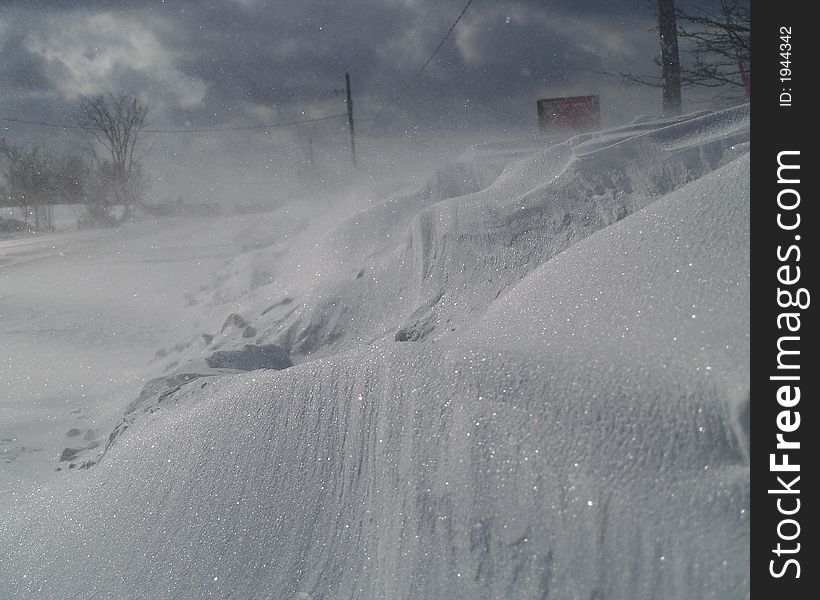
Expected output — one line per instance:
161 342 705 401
382 0 412 39
349 0 476 122
0 116 93 132
394 0 475 100
391 0 445 73
361 0 476 123
367 0 443 93
2 0 477 138
142 113 347 133
0 113 348 135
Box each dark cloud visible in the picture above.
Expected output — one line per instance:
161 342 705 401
1 1 665 130
3 0 730 201
0 33 51 94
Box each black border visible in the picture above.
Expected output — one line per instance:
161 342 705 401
752 2 816 596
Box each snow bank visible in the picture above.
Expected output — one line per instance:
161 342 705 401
150 106 748 372
0 204 130 233
0 108 749 599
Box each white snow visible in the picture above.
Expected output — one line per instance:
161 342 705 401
0 211 310 486
0 106 749 599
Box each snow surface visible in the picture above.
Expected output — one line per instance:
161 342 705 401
0 107 749 599
0 212 312 487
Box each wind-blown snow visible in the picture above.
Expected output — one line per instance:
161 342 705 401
0 107 749 599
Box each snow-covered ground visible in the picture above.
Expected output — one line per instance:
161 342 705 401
0 107 749 599
1 203 129 233
0 211 313 487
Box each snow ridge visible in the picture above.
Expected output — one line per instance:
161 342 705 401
0 107 750 600
171 106 749 367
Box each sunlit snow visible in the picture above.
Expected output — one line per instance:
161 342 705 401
1 106 749 599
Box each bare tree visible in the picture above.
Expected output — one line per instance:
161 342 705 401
79 94 149 215
614 0 750 108
0 137 138 230
0 138 56 230
53 156 90 207
677 0 750 97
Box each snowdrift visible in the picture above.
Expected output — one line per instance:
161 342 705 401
0 107 749 599
141 107 748 371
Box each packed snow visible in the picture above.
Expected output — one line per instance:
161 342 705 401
0 106 749 599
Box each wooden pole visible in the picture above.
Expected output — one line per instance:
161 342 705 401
658 0 682 115
345 72 357 169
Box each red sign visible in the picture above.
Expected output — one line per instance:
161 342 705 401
537 95 600 133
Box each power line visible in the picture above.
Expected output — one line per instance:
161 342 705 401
4 0 477 140
392 0 444 69
394 0 476 100
383 0 412 38
376 0 443 87
1 113 348 135
143 113 347 133
0 116 93 132
362 0 445 112
358 0 476 124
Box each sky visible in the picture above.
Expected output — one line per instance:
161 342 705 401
0 0 722 203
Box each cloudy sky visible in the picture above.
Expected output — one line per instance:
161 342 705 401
0 0 717 200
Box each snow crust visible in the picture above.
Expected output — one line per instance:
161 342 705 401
144 107 748 371
0 107 749 599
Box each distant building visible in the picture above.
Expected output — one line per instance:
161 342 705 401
537 95 600 133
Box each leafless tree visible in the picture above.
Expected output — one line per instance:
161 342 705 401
79 94 149 213
0 138 56 230
615 0 750 108
53 156 90 207
677 0 750 96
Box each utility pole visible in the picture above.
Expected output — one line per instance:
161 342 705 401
344 72 357 169
657 0 682 115
333 72 357 169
